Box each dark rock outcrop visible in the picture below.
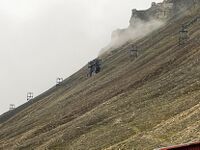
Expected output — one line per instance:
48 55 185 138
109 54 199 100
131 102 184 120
129 0 200 26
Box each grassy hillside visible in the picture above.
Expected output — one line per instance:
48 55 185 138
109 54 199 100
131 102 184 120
0 5 200 150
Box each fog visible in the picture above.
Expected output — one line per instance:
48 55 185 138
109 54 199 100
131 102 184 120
100 19 164 54
0 0 162 114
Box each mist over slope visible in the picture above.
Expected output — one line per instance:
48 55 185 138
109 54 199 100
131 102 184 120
0 0 200 149
100 0 198 55
100 19 164 54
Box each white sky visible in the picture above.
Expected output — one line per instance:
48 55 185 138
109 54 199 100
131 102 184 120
0 0 162 115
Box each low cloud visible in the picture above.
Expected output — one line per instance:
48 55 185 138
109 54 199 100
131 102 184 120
100 19 164 55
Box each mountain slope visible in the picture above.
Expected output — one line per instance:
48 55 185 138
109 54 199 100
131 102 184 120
0 3 200 150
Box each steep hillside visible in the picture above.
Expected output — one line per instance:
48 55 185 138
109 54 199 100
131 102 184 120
0 2 200 150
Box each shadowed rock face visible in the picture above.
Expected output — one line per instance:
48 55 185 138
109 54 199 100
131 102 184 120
172 0 200 13
130 0 200 26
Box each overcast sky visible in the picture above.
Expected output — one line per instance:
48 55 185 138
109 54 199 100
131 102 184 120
0 0 163 115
